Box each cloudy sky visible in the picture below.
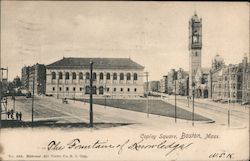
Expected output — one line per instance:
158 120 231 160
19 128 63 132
1 1 249 81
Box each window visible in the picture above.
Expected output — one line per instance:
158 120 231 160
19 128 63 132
127 88 130 92
120 73 124 80
80 87 82 91
121 88 123 92
85 86 90 94
113 73 117 80
107 88 110 92
195 52 198 56
79 72 83 80
52 87 55 91
66 87 69 91
72 72 76 80
100 73 104 80
59 72 63 79
59 87 62 91
86 72 90 79
93 73 97 80
52 72 56 79
107 73 110 80
114 88 116 92
65 72 70 80
73 87 76 91
134 88 137 92
127 73 131 80
99 86 104 95
133 73 138 80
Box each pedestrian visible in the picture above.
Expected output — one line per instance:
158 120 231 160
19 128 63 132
16 112 19 120
19 112 22 121
7 110 10 119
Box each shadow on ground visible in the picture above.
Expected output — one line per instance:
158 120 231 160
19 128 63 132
1 120 134 129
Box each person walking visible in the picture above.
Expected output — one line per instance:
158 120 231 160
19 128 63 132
7 110 10 119
19 112 22 121
16 112 19 120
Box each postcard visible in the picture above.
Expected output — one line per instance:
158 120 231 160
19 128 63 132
0 1 249 161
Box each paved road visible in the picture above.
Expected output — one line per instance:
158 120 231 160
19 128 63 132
166 95 249 128
1 95 249 129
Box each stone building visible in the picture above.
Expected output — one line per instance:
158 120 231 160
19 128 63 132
175 68 189 96
188 12 202 96
209 55 249 103
159 75 168 93
46 57 144 98
21 66 30 89
167 69 177 95
21 63 46 95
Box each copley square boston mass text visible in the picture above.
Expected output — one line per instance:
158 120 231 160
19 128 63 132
0 1 249 161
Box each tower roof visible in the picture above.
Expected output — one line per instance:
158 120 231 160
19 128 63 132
191 12 200 22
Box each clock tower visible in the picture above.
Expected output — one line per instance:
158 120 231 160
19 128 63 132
189 12 202 96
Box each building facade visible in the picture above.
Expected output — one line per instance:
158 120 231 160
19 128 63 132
167 69 177 94
21 63 46 95
209 56 250 103
189 13 202 96
159 75 168 93
21 66 30 89
46 57 144 98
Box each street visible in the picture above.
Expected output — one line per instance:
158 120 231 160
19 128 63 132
1 95 249 129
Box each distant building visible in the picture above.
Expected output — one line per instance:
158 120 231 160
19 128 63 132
167 69 177 94
145 81 160 92
46 57 144 98
176 68 189 96
194 67 210 98
209 56 250 103
160 75 168 93
241 56 250 103
21 66 30 89
21 63 46 95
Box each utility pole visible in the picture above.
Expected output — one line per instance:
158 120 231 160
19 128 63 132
192 82 195 126
175 80 177 123
31 68 35 126
145 71 149 117
89 61 93 128
0 81 2 129
228 65 231 128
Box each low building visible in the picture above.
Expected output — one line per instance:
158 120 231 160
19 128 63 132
46 57 144 98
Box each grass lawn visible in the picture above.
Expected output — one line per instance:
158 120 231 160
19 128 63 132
76 98 212 121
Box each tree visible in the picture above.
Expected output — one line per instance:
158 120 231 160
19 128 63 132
13 76 22 88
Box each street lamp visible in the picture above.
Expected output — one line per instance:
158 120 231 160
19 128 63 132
89 60 94 128
192 82 195 126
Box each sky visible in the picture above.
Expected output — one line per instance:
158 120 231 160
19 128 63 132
1 1 249 81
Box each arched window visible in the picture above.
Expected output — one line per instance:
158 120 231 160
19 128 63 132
100 73 104 80
120 73 124 80
79 72 83 80
93 73 96 80
59 72 63 79
72 72 76 80
86 72 90 79
99 86 104 95
127 73 131 80
113 73 117 80
85 86 90 94
106 73 110 80
65 72 70 80
133 73 138 80
52 72 56 80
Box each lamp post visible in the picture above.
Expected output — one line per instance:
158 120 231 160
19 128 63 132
192 82 195 126
89 60 94 128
